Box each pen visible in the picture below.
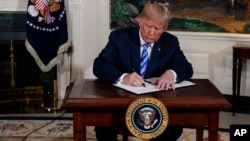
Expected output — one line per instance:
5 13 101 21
132 68 146 87
144 79 152 83
142 83 146 87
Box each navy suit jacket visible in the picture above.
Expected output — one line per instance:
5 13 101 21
93 27 193 84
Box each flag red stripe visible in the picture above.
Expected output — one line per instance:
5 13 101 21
35 0 46 10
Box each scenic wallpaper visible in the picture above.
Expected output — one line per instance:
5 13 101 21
110 0 250 34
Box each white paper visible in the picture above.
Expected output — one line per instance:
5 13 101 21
113 79 196 95
175 80 196 88
113 82 160 94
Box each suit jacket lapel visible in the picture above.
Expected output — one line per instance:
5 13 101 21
129 28 141 73
146 42 162 76
129 42 140 72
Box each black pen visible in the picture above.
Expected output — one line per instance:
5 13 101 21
144 79 152 84
142 83 146 87
132 68 146 87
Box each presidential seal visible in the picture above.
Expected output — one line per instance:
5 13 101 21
125 97 169 139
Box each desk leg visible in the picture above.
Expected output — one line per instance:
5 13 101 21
232 57 237 115
208 112 219 141
73 112 86 141
233 58 243 116
236 59 242 108
196 126 204 141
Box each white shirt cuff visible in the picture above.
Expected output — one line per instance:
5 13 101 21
116 73 127 84
168 70 177 82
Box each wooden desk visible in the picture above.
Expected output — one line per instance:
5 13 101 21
62 79 232 141
232 46 250 115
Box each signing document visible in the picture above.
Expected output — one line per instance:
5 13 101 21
113 78 196 95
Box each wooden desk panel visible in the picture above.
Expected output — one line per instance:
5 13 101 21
62 79 232 141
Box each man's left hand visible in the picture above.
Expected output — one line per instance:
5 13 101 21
151 70 175 90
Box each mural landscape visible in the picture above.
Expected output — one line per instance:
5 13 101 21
111 0 250 33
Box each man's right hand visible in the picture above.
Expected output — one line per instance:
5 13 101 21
122 72 145 87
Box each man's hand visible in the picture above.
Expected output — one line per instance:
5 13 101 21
151 70 175 90
122 72 144 87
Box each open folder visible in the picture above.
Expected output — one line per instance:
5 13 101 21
113 79 196 95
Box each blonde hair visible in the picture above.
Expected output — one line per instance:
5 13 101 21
140 2 171 27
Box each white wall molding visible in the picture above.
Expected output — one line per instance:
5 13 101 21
172 31 250 41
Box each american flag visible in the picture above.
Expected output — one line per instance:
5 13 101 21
35 0 46 10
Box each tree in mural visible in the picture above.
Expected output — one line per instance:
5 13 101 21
110 0 140 28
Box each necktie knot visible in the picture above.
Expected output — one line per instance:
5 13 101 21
143 43 151 49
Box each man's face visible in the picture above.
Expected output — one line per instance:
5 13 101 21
139 17 165 43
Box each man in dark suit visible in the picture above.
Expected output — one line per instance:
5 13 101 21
93 1 193 141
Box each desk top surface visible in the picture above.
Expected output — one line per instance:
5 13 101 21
62 79 232 110
234 42 250 48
